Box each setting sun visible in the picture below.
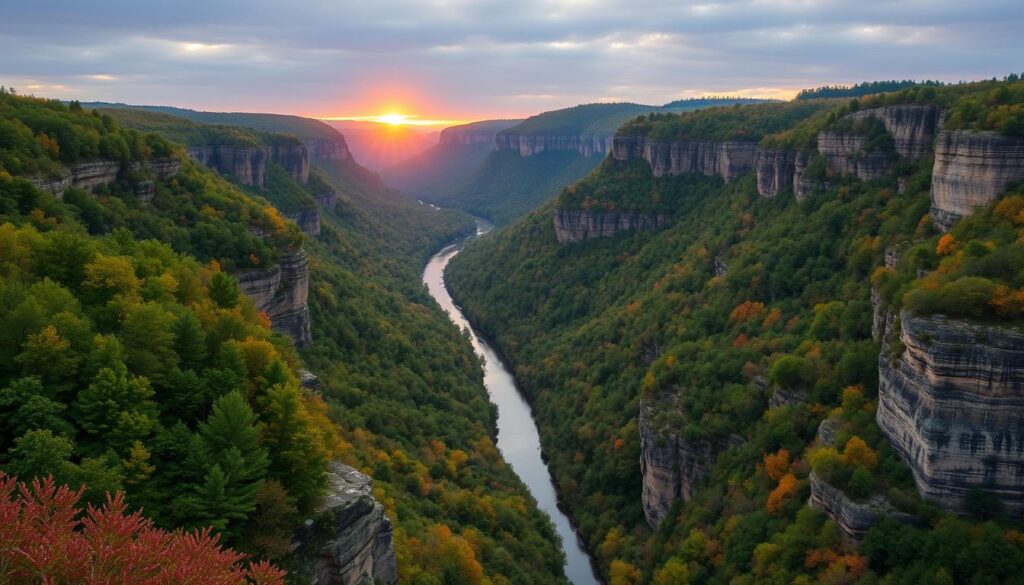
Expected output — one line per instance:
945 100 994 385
320 112 465 127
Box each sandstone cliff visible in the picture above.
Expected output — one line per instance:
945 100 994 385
554 209 669 243
305 138 350 161
285 208 321 237
440 120 521 147
187 143 309 188
613 136 757 182
29 157 181 199
816 131 895 181
639 396 741 527
847 105 942 160
808 470 919 543
876 310 1024 517
929 130 1024 230
235 248 312 346
292 462 398 585
495 133 612 157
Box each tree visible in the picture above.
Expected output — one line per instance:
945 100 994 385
209 271 241 309
842 436 878 469
653 558 691 585
0 473 284 584
258 384 327 509
73 363 157 455
5 429 74 482
173 310 208 371
14 325 80 392
0 377 74 445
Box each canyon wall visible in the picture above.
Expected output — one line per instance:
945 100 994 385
495 133 613 157
554 209 669 243
612 136 757 182
188 143 310 188
292 462 398 585
639 397 740 527
929 130 1024 230
816 131 895 181
29 157 181 199
876 310 1024 517
316 188 338 210
285 208 321 237
234 248 312 346
305 138 350 161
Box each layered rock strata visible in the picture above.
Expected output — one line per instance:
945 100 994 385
305 138 350 161
30 157 181 198
809 470 919 542
816 131 895 181
554 209 669 243
639 396 741 527
930 130 1024 230
495 133 613 157
847 105 942 160
268 144 309 184
292 462 397 585
613 136 757 181
235 249 312 346
188 146 268 187
877 310 1024 517
285 208 321 237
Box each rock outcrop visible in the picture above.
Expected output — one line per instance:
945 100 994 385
755 149 796 198
809 470 919 542
235 249 312 346
495 133 612 157
268 144 310 184
316 189 338 210
877 310 1024 517
188 146 268 188
848 105 942 160
816 131 895 181
286 208 321 237
29 157 181 198
305 138 350 161
293 462 397 585
929 130 1024 230
440 121 521 146
554 209 669 243
639 396 741 527
612 136 757 182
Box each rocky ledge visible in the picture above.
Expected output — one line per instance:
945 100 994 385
930 130 1024 230
639 395 741 527
877 310 1024 517
613 136 757 182
29 157 181 199
235 248 312 346
188 143 310 188
495 133 612 157
848 105 942 160
286 208 321 237
292 462 397 585
554 209 669 243
816 131 895 181
808 470 919 543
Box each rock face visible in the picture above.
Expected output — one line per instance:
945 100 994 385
929 130 1024 230
268 144 310 184
639 397 740 527
612 136 757 182
495 133 612 157
316 188 338 210
848 105 942 160
30 157 181 198
816 131 895 181
188 146 268 187
235 249 312 346
553 209 669 243
293 462 397 585
286 208 321 237
755 149 796 198
305 138 350 161
877 310 1024 517
808 470 919 542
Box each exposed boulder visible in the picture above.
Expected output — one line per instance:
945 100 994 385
930 130 1024 230
877 310 1024 517
553 209 669 243
292 462 398 585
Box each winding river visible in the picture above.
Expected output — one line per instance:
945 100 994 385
423 221 601 585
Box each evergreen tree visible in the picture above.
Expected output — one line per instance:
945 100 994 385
208 271 240 309
258 384 327 509
73 363 157 455
172 311 208 371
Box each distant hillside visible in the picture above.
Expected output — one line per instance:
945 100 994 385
324 121 433 171
387 98 769 223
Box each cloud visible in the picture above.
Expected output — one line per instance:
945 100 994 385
0 0 1020 119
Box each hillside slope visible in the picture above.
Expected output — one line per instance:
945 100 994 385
447 78 1024 582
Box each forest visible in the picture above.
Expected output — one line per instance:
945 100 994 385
446 77 1024 584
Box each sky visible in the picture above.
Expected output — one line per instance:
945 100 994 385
1 0 1022 125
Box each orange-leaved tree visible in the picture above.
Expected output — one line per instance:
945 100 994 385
0 472 284 584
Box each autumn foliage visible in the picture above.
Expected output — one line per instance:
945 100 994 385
766 473 799 514
0 473 284 584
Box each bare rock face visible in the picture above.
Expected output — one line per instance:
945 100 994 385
305 138 350 161
30 157 181 198
29 173 73 197
316 188 338 211
930 130 1024 230
286 208 321 237
769 386 807 408
639 396 741 527
848 105 942 160
553 209 669 243
293 462 397 585
755 149 796 198
269 144 310 185
877 310 1024 517
613 136 757 182
816 131 895 181
139 157 183 179
134 180 155 205
808 470 919 543
235 249 312 346
188 146 268 188
495 133 612 157
70 160 122 190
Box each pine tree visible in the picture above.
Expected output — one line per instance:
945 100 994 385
73 363 157 455
173 311 207 372
208 272 240 309
258 384 327 510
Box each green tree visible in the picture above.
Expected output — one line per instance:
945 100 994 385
0 377 74 445
258 384 327 509
6 429 74 482
209 271 241 309
73 363 157 454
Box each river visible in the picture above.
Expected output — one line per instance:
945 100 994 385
422 221 601 585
